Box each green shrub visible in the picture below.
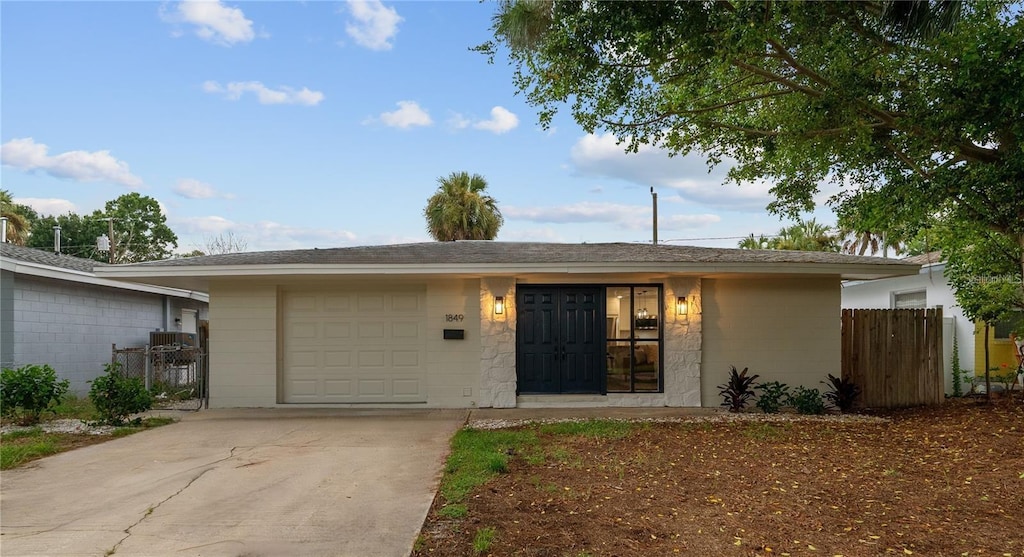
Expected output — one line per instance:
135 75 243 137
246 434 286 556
755 381 790 414
790 386 826 415
1 364 70 425
717 366 759 412
89 363 153 425
822 374 861 412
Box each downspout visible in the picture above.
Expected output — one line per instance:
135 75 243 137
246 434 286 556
163 295 172 331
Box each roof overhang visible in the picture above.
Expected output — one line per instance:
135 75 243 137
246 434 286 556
94 260 920 292
2 256 210 303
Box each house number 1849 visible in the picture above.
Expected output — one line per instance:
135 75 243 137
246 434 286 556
445 314 464 322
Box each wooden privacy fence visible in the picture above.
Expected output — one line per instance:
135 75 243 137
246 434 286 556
841 308 944 408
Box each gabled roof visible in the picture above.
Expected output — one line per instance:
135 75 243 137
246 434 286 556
1 243 208 302
95 241 920 291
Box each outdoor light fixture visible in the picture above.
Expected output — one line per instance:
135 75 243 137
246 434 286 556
494 296 505 315
676 296 688 316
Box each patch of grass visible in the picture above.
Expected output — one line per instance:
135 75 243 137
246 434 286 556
441 428 538 504
742 422 788 440
538 419 635 439
50 395 97 420
438 504 468 519
0 416 177 470
1 431 62 469
472 526 497 554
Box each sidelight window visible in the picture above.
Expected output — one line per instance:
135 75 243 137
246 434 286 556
605 286 661 392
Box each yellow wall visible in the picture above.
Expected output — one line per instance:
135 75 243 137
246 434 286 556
701 277 840 406
972 323 1021 378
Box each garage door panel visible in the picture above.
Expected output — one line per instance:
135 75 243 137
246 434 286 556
392 322 420 339
392 294 420 312
358 295 386 312
392 350 420 368
324 351 352 367
324 322 352 339
283 288 427 404
324 295 352 312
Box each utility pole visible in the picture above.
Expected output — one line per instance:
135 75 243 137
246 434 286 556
98 217 117 263
651 187 658 245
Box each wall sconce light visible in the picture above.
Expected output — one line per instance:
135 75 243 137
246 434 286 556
494 296 505 315
676 296 688 316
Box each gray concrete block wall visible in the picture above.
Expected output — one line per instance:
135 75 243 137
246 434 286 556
11 275 182 394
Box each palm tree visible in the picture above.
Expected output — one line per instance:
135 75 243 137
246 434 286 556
737 234 773 250
424 172 504 241
1 189 33 245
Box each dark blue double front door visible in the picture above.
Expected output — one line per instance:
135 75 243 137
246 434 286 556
516 286 604 394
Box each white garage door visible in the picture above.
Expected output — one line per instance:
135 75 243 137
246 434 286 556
282 287 427 403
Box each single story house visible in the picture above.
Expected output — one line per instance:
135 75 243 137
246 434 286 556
95 242 917 409
1 243 209 393
842 251 1020 389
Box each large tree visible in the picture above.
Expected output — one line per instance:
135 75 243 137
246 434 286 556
28 193 177 263
482 0 1023 311
424 171 504 241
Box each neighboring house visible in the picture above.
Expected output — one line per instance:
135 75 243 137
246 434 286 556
841 251 1020 391
96 242 917 409
1 244 209 393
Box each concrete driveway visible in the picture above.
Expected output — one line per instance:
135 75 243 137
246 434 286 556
0 409 466 557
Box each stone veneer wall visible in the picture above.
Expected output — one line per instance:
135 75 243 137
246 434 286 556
607 277 702 407
479 278 517 408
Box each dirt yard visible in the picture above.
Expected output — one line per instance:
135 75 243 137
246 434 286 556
415 398 1024 556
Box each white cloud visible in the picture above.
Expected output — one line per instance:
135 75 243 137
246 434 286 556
163 0 256 46
1 138 144 188
13 197 77 216
173 178 234 199
344 0 402 51
473 106 519 134
448 107 520 134
570 132 773 211
376 101 432 128
202 81 325 106
505 201 720 231
173 216 358 251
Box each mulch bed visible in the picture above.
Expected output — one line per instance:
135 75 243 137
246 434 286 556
414 397 1024 556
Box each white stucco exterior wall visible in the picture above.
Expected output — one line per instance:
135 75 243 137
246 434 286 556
701 277 840 407
426 279 482 407
207 281 278 408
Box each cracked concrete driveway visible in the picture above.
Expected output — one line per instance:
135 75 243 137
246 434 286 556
0 409 466 557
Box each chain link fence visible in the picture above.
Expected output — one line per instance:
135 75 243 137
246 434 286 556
111 343 207 410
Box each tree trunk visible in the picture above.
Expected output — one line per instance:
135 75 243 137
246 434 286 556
984 323 991 401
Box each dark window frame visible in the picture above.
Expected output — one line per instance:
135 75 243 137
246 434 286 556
605 284 664 393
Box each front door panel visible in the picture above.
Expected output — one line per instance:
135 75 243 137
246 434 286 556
517 287 603 394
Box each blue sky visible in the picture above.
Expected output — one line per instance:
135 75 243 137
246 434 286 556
2 0 836 253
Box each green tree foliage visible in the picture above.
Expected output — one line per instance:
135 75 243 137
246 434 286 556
0 189 38 245
483 0 1023 312
424 171 504 241
27 193 177 262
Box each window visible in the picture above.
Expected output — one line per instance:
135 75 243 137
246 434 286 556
605 286 661 393
893 290 926 309
993 312 1023 340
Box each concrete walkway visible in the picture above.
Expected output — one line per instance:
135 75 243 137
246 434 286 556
0 409 467 557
